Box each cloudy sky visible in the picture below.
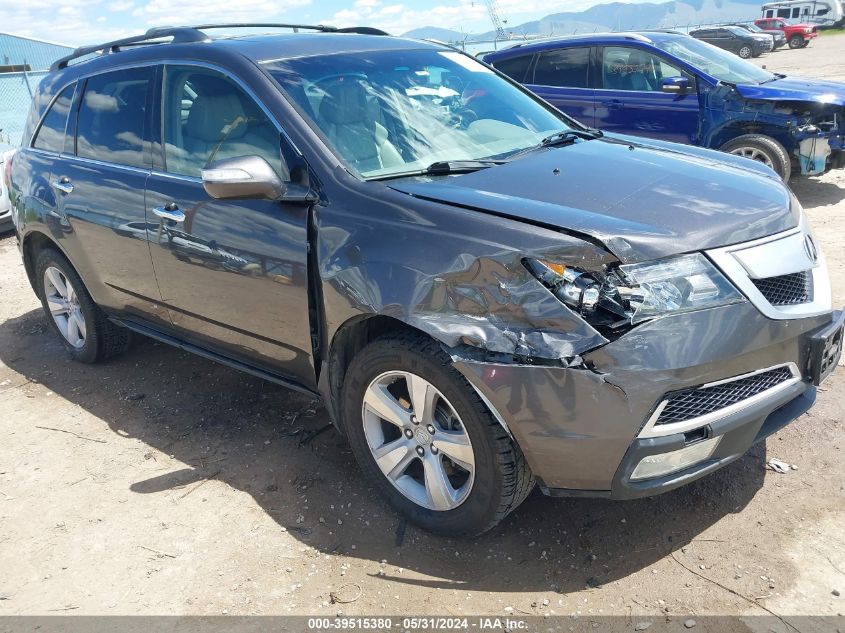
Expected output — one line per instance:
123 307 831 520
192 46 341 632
3 0 640 46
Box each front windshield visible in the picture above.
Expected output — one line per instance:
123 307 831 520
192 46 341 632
267 48 570 178
653 36 776 84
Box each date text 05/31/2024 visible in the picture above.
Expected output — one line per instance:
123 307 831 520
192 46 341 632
307 617 529 630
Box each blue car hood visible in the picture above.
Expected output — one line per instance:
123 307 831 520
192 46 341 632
388 137 796 263
734 76 845 105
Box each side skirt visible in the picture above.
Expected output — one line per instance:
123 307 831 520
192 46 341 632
109 316 321 398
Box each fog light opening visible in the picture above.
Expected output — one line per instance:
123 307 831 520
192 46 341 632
629 436 721 482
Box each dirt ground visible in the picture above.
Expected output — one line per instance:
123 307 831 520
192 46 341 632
0 34 843 625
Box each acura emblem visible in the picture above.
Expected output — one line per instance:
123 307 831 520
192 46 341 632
804 234 819 263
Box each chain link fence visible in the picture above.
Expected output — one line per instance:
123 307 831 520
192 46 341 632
0 70 47 146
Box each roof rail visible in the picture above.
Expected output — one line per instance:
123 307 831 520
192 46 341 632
51 27 207 70
50 23 390 71
187 23 388 36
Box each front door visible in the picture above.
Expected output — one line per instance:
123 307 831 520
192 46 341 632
144 65 314 385
594 46 700 145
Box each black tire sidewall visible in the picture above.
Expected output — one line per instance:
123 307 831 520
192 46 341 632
789 35 803 48
341 339 505 536
35 249 100 363
721 135 791 181
739 45 752 58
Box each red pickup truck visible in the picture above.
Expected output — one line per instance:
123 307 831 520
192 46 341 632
754 18 819 48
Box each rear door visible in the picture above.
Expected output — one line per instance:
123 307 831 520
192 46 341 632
50 67 168 324
593 46 699 144
524 46 595 127
144 64 314 385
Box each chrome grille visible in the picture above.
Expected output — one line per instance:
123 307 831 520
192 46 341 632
655 366 795 426
752 271 812 306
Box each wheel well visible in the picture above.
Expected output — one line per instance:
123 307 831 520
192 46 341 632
21 232 58 291
322 315 436 431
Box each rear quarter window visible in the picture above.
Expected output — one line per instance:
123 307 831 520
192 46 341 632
492 55 533 82
531 47 590 88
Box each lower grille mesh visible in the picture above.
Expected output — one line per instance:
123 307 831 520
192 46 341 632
752 271 812 306
655 366 794 425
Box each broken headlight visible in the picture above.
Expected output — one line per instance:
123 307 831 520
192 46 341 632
525 253 745 329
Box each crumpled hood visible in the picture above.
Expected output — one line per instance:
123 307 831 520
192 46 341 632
389 136 796 263
734 76 845 105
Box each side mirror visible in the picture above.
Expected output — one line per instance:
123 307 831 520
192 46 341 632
661 76 690 94
202 155 286 201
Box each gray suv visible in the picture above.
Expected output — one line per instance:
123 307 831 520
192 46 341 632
8 24 843 535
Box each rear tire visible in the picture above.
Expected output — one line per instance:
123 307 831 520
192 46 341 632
788 34 804 48
35 248 131 364
341 332 534 536
720 134 792 181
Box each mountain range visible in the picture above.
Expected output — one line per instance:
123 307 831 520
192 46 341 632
402 0 762 41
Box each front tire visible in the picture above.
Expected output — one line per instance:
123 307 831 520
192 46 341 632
720 134 792 181
738 44 753 58
341 333 534 536
35 248 131 363
788 34 804 48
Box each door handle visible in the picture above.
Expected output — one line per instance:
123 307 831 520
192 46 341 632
602 99 623 110
152 203 185 223
51 177 73 194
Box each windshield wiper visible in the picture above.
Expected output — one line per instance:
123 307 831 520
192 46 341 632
504 128 604 161
422 159 505 175
759 73 786 84
540 128 604 146
368 159 505 182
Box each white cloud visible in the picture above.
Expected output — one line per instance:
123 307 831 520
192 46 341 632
109 0 135 11
327 0 488 34
135 0 310 27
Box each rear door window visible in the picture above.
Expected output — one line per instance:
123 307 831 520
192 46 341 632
32 83 76 154
493 55 533 82
531 47 590 87
76 67 153 168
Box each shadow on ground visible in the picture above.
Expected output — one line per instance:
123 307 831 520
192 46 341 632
0 307 767 594
792 176 845 208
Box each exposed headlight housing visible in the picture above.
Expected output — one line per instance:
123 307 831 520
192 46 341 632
525 253 745 332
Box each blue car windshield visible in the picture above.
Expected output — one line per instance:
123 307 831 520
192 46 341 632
266 48 570 178
653 37 776 84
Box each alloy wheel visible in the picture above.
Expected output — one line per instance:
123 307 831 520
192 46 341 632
728 146 775 169
43 266 87 349
739 45 752 58
361 371 475 511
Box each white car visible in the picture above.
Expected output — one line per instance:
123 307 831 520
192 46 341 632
0 144 15 232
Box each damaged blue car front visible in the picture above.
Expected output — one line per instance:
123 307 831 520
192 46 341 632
484 31 845 180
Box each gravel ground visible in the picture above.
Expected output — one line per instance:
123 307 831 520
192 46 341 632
0 34 843 624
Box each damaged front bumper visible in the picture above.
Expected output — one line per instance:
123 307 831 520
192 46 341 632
453 303 840 498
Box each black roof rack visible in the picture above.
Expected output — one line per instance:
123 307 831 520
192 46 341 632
51 23 390 71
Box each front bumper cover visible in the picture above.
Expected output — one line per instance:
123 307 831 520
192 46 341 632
453 302 837 497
